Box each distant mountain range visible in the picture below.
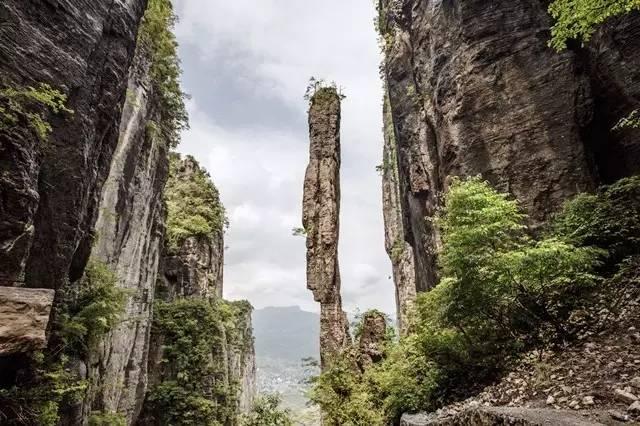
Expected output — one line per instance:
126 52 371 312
252 306 320 363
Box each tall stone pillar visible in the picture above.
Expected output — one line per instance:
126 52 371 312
302 87 350 369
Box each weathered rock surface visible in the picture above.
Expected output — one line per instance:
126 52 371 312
302 88 350 368
379 0 640 325
0 287 55 355
357 311 388 370
381 93 417 335
400 407 608 426
0 0 148 290
143 155 255 423
81 32 168 423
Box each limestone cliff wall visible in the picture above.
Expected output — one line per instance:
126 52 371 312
379 0 640 317
0 0 148 290
85 32 168 423
144 155 256 424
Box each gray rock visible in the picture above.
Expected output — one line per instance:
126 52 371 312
302 88 350 369
615 389 639 404
628 401 640 415
401 407 605 425
379 0 640 297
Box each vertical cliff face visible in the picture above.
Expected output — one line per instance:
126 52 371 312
0 0 148 290
381 94 418 335
302 87 350 369
142 154 255 425
84 30 168 422
379 0 640 316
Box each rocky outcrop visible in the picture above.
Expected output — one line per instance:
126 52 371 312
381 93 417 335
0 0 148 289
400 407 607 426
357 311 388 370
0 287 55 355
302 87 350 369
143 154 255 424
82 26 168 422
379 0 640 309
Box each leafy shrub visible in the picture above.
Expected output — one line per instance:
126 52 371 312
138 0 188 148
308 355 385 426
310 177 619 423
0 83 72 140
148 298 240 425
553 175 640 266
88 411 127 426
165 153 228 252
548 0 640 50
59 260 128 353
240 394 293 426
0 353 87 426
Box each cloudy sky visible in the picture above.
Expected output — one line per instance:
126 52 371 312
173 0 394 315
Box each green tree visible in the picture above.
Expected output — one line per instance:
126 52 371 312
548 0 640 50
240 394 293 426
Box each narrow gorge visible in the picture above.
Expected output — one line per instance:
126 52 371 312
1 0 640 425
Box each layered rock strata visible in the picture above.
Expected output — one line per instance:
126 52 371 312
379 0 640 324
302 88 350 369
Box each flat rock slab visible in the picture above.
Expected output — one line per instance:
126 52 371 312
0 286 55 354
401 407 608 426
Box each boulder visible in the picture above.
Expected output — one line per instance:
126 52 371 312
0 286 55 354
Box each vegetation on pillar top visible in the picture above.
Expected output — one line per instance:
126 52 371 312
138 0 188 149
304 77 346 108
165 153 228 252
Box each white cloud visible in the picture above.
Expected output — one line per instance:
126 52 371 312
173 0 395 316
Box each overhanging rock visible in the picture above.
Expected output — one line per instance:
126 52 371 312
0 286 55 355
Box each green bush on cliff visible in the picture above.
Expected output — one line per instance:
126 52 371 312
240 394 293 426
165 153 228 251
148 298 241 425
548 0 640 50
0 83 73 140
59 260 129 353
0 260 126 425
138 0 188 148
309 177 630 424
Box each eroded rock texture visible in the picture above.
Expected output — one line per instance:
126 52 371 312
400 407 604 426
142 155 255 424
82 33 168 423
303 88 350 369
0 287 55 355
357 311 388 371
382 94 417 335
0 0 148 289
379 0 640 307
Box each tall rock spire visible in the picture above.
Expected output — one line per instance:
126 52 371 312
302 86 350 369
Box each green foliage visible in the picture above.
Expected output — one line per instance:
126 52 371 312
553 175 640 264
0 261 126 424
304 77 346 104
311 176 634 422
291 227 307 237
88 411 127 426
59 260 128 353
148 298 241 425
240 394 293 426
308 356 385 426
0 83 73 140
165 153 228 251
613 109 640 130
0 353 87 426
548 0 640 50
138 0 188 148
